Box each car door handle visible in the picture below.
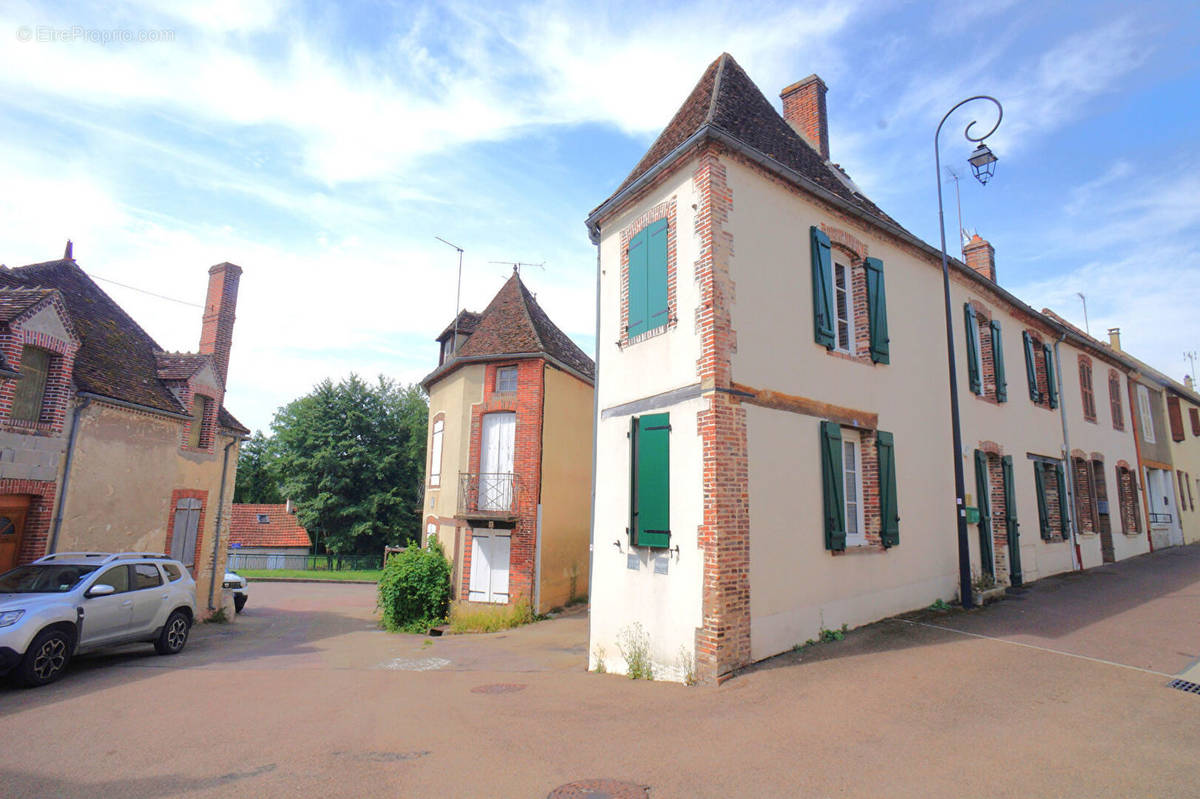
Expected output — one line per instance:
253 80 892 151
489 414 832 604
121 600 133 607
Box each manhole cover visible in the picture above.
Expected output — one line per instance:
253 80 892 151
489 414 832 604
547 779 649 798
471 683 527 694
1168 678 1200 695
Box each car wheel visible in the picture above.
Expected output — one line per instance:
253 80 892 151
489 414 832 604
155 610 191 655
234 594 247 614
18 628 73 687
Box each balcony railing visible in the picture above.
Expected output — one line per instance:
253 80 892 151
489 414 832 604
458 472 519 519
1149 512 1173 525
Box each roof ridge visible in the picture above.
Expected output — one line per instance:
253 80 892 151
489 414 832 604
705 52 728 125
514 274 546 352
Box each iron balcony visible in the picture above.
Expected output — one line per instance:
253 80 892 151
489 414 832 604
457 472 519 520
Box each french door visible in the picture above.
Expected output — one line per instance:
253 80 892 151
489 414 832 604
468 530 511 604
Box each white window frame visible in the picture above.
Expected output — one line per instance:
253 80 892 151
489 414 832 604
841 428 866 546
425 522 437 547
833 260 855 355
496 366 518 393
1137 384 1155 444
429 419 444 487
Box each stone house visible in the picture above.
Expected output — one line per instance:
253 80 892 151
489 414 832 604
584 53 1185 683
421 270 593 614
0 252 247 615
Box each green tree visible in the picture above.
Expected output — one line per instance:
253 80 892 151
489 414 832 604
270 375 427 555
233 430 283 504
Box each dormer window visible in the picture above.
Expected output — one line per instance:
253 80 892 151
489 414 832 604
256 513 269 524
11 346 51 423
496 366 518 393
188 394 213 449
440 337 454 365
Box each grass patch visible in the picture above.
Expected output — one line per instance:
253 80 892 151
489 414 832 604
239 569 383 582
447 599 536 633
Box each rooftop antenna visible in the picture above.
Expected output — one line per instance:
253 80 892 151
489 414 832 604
489 260 545 276
944 166 967 255
435 236 464 352
1185 351 1197 385
1076 292 1090 336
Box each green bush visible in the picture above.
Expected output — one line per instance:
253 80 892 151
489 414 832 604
377 540 451 632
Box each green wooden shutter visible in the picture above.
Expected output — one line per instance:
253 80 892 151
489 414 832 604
1002 455 1023 586
1055 463 1069 538
820 420 845 550
645 219 670 333
964 304 982 395
810 227 835 349
990 320 1007 403
1043 345 1058 409
1022 331 1041 403
864 257 890 364
1034 463 1051 540
626 228 649 337
974 450 994 578
876 430 899 547
631 412 670 548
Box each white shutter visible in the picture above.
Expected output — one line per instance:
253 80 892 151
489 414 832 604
468 533 491 602
430 420 444 487
490 535 510 602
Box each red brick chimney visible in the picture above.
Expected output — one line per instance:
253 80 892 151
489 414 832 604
963 234 996 282
199 262 242 387
780 74 829 160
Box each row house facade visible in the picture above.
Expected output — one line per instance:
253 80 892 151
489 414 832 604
584 53 1195 684
0 251 248 615
421 270 594 614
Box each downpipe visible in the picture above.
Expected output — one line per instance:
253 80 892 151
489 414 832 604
1053 335 1082 570
207 435 239 611
47 396 91 554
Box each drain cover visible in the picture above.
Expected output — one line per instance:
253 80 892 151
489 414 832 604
471 683 527 694
1168 679 1200 695
547 779 649 798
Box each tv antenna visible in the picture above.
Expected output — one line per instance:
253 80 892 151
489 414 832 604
1076 292 1090 336
489 260 545 276
1185 350 1197 385
435 236 464 352
944 166 967 254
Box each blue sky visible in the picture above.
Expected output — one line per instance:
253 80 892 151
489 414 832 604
1 0 1198 433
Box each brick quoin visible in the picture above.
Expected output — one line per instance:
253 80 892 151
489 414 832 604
691 145 751 684
460 359 544 605
0 296 80 436
0 478 57 565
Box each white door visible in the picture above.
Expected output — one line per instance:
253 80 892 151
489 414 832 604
468 530 511 603
479 412 516 511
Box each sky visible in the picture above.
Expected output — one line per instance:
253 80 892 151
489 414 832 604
1 0 1198 433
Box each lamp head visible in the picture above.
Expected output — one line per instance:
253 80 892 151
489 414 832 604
968 142 998 185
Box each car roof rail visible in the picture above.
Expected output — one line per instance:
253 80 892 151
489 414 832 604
34 552 112 563
112 552 172 561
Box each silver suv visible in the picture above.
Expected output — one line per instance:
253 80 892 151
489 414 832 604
0 552 197 687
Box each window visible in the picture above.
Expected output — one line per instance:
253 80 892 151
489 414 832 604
170 497 203 568
429 419 444 487
629 412 670 548
1136 384 1155 443
188 395 212 448
963 306 1007 401
132 563 163 590
625 218 669 339
1191 407 1200 437
1079 357 1096 421
1167 395 1185 442
1033 460 1069 541
1109 371 1124 431
1117 466 1140 534
162 563 183 582
11 346 51 423
1177 471 1189 512
256 513 269 524
820 421 899 550
496 366 518 393
833 262 854 353
1022 332 1055 407
1072 458 1095 534
1043 344 1058 409
94 565 130 593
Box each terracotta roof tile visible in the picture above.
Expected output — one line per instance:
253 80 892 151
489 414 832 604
0 288 56 322
437 310 483 342
156 352 209 381
230 503 311 548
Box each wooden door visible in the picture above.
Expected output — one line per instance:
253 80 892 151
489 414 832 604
0 496 31 572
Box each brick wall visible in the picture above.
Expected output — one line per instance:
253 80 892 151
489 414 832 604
460 359 544 605
0 297 80 436
986 455 1012 583
820 224 878 368
0 477 57 564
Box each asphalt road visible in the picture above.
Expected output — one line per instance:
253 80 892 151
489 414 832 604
2 545 1198 798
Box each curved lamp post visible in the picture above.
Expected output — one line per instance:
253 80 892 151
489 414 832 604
935 96 1002 609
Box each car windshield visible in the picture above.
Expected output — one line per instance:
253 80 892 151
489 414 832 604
0 564 100 593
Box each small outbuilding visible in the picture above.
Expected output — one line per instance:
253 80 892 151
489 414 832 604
228 503 311 569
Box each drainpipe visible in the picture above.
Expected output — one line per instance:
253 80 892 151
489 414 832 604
1126 373 1154 552
47 396 91 554
207 435 239 611
1053 335 1082 570
585 240 601 656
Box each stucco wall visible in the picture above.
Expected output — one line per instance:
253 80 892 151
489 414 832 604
537 365 593 612
57 400 239 613
422 363 485 569
1168 393 1200 544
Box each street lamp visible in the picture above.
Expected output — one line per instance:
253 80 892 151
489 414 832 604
935 95 1003 610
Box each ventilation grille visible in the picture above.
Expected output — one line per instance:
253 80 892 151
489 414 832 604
1168 679 1200 695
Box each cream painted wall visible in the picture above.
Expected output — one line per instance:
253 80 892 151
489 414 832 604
422 364 485 567
1167 394 1200 544
537 365 593 612
58 400 239 614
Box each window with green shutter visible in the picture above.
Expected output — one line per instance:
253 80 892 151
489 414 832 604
1055 462 1069 538
864 257 889 364
1022 331 1041 403
1034 462 1051 540
990 320 1007 402
974 450 994 577
625 219 669 339
819 420 845 550
1002 455 1023 586
964 304 983 395
1042 345 1058 409
810 227 835 350
630 413 670 548
876 430 899 547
